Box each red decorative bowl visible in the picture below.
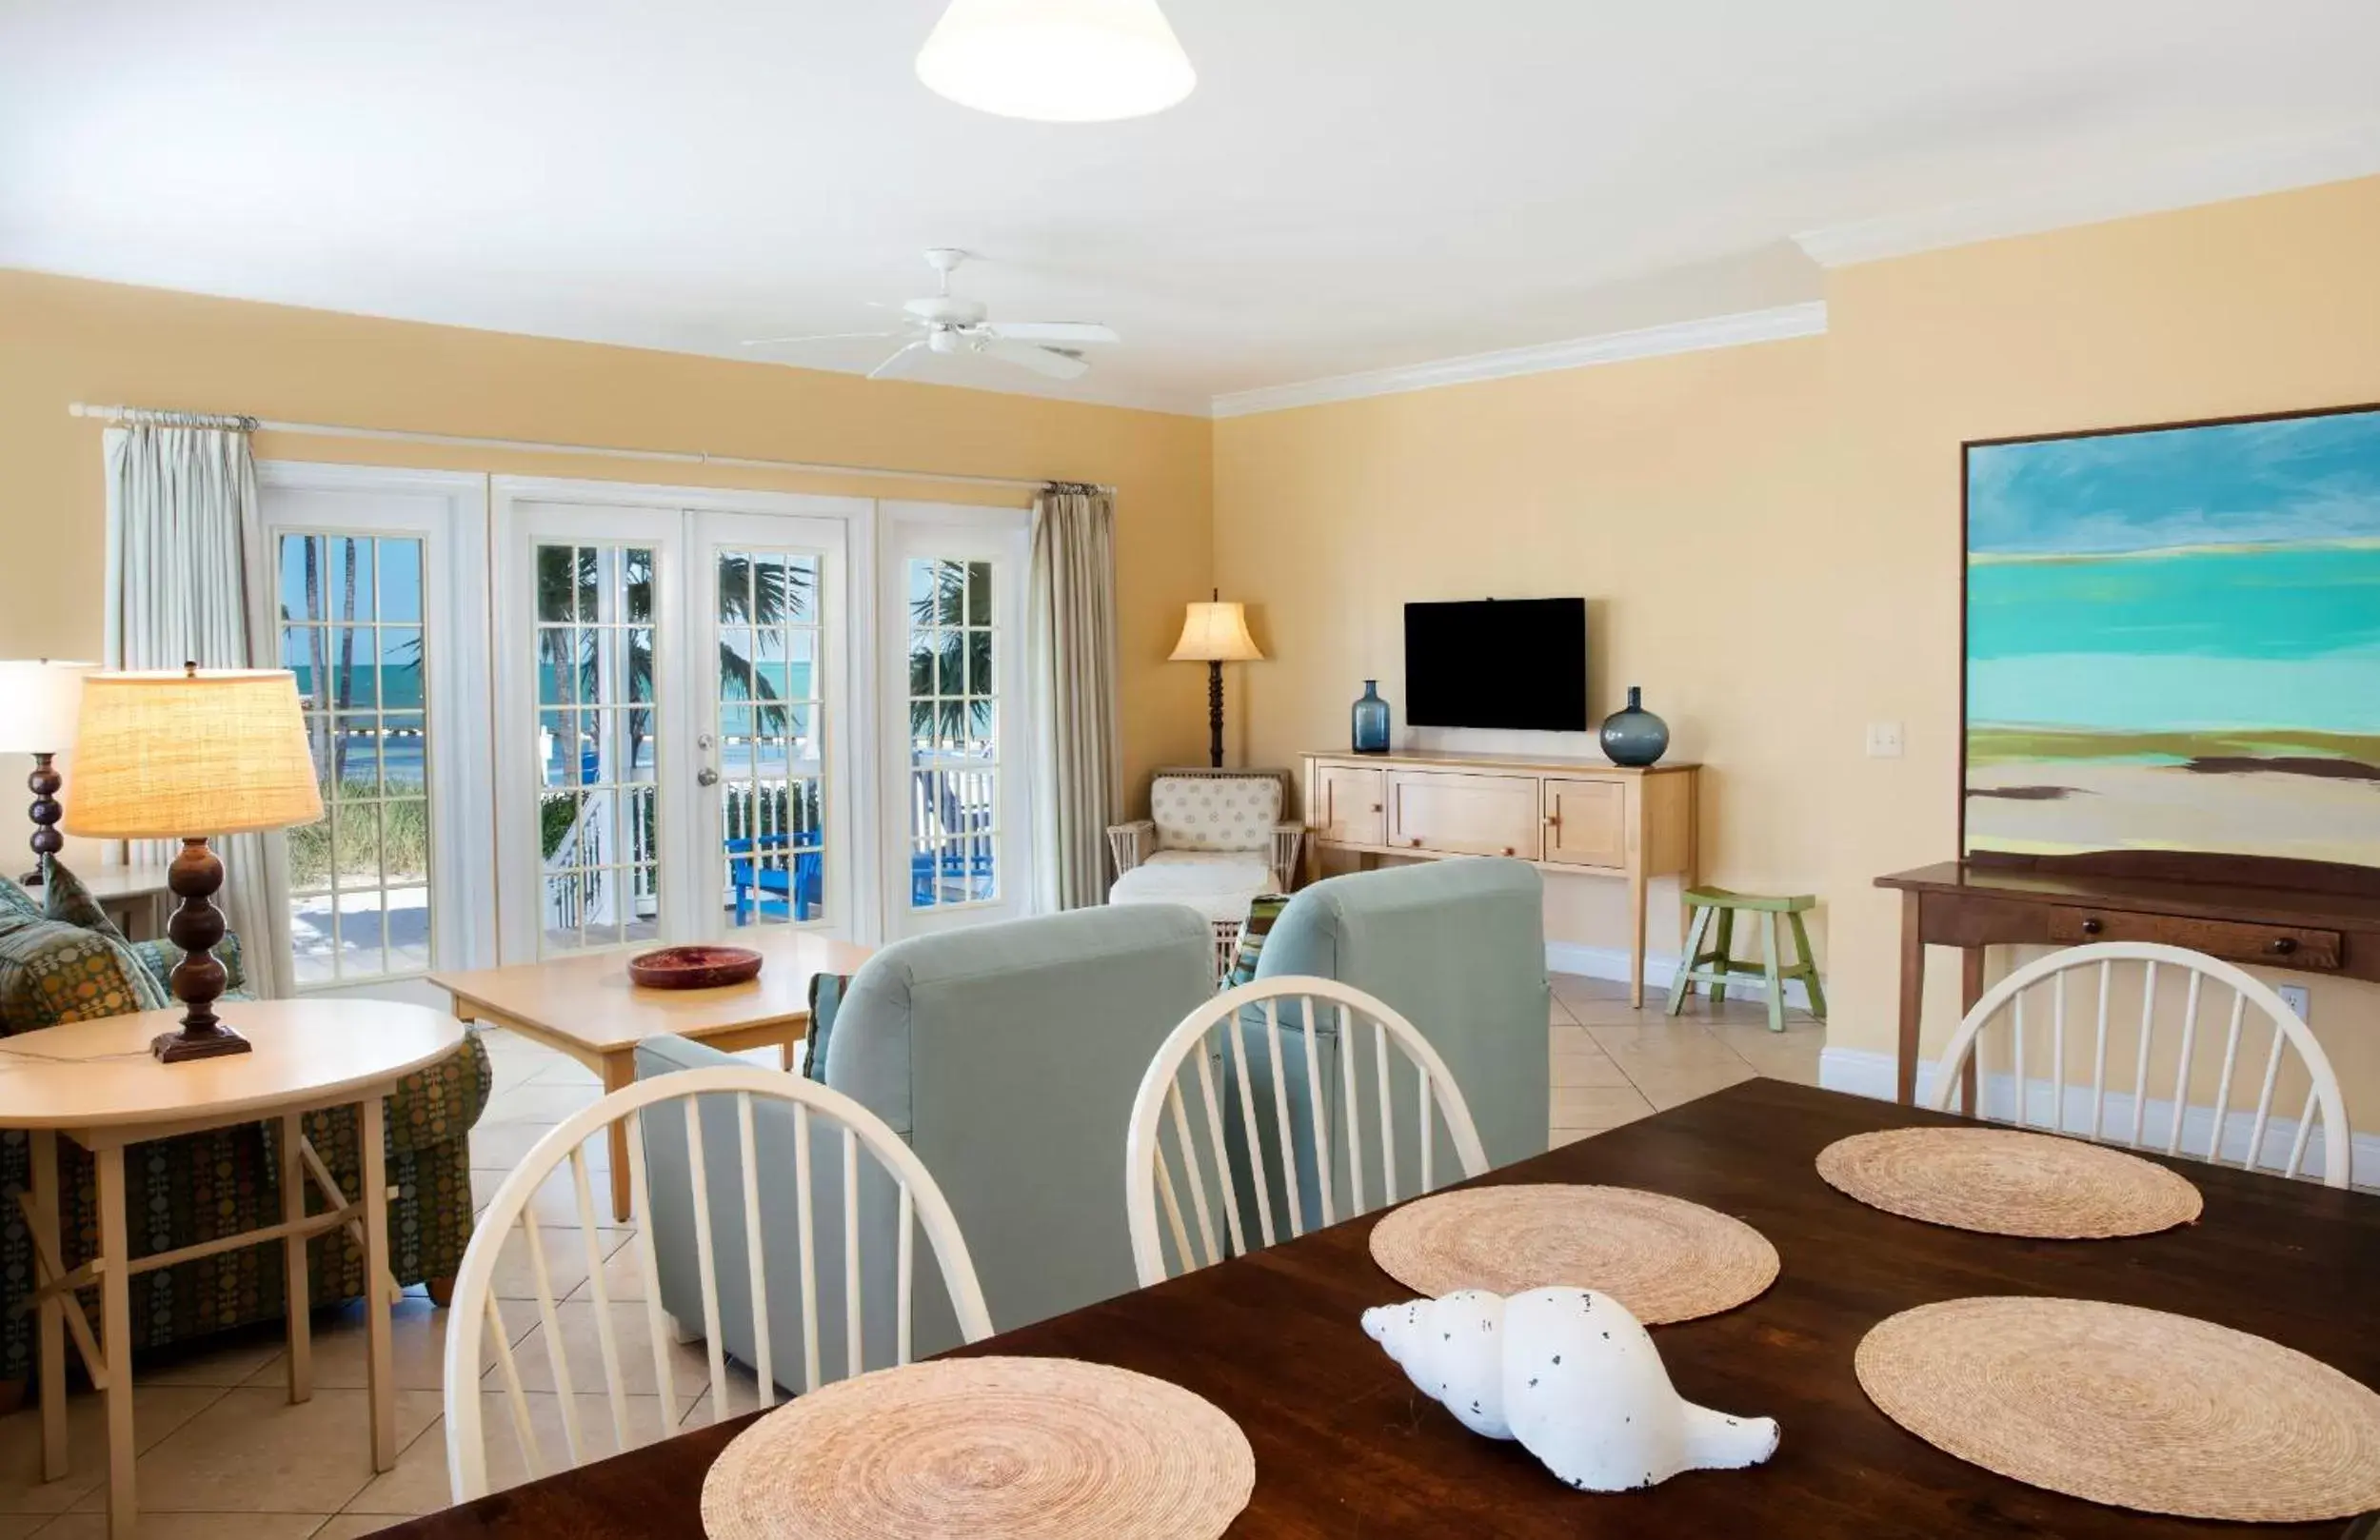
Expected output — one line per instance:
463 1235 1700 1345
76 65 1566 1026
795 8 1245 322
627 945 764 991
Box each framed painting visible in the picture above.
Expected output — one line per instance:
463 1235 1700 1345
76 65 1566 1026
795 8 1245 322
1962 402 2380 885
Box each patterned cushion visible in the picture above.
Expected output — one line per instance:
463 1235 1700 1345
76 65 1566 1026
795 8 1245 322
1149 774 1281 853
42 860 130 944
0 876 41 923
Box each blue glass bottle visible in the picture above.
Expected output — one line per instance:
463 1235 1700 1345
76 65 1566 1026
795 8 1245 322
1599 685 1669 766
1351 680 1391 754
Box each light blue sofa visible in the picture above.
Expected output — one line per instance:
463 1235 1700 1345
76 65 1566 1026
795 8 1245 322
634 903 1215 1389
1227 858 1552 1225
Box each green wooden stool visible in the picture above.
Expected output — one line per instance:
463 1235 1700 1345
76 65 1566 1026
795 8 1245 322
1667 887 1826 1033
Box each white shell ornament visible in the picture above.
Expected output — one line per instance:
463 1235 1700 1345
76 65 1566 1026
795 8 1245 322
1361 1287 1780 1492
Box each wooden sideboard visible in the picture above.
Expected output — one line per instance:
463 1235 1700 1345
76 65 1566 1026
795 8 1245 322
1300 749 1699 1006
1875 859 2380 1106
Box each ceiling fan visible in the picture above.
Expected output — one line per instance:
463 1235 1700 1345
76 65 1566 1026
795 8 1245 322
742 248 1121 381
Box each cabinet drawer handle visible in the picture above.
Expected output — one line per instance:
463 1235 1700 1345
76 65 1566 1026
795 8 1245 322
1371 803 1383 813
1409 838 1423 848
1543 813 1560 828
1501 846 1516 857
2080 917 2104 936
2271 937 2298 957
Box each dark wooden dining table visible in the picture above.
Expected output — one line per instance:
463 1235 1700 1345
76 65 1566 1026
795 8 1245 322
379 1078 2380 1538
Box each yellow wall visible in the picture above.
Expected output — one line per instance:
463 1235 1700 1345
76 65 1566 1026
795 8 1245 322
0 267 1216 820
1216 174 2380 1098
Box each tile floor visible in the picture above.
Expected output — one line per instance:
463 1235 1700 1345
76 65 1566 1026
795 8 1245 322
0 973 1820 1537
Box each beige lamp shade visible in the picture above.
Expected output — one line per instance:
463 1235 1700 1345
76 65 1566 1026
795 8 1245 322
0 661 98 753
1169 602 1263 663
63 668 324 839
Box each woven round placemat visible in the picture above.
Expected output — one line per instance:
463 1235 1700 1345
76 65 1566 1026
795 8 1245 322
1366 1184 1778 1323
1815 1127 2202 1239
699 1356 1254 1540
1858 1297 2380 1523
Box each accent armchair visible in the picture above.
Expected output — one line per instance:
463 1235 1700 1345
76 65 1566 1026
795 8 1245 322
1108 768 1303 977
1210 858 1552 1237
635 903 1216 1382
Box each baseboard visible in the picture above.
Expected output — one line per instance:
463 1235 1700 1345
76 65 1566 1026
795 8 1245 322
1820 1046 2380 1187
1546 941 1816 1013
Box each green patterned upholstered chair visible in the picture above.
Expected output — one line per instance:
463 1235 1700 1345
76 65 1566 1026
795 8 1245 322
0 868 492 1404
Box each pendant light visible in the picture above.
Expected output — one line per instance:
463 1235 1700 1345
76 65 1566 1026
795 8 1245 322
917 0 1197 123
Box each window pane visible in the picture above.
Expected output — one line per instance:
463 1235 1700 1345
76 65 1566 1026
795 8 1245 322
378 539 423 623
381 627 424 709
537 544 575 622
281 536 322 622
966 562 991 626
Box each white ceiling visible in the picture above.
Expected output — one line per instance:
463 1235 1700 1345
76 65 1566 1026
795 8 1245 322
4 1 2377 417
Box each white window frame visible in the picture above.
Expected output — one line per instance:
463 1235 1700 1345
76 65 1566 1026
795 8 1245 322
257 462 496 996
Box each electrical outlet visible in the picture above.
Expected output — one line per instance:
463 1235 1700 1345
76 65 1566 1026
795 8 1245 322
1865 721 1905 759
2277 983 2311 1022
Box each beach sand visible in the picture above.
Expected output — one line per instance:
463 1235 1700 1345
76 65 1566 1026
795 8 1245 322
1966 758 2380 868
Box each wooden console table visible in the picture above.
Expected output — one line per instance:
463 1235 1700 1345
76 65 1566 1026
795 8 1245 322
1301 749 1697 1006
1875 859 2380 1104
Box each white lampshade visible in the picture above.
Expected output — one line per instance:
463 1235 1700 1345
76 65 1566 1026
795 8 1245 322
917 0 1197 123
0 661 98 754
1169 602 1263 663
63 668 324 839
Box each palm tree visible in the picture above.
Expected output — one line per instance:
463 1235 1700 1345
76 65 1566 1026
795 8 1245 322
533 548 814 865
907 560 994 738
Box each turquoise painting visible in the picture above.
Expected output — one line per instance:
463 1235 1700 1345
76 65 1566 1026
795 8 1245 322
1964 405 2380 872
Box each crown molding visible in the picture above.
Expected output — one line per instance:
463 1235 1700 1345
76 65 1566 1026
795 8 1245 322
1792 122 2380 268
1208 302 1828 419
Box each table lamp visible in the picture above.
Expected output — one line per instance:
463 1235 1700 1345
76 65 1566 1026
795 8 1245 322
63 664 323 1061
1169 590 1263 768
0 660 99 885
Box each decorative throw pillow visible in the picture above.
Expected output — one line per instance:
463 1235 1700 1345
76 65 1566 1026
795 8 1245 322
1150 775 1282 853
803 972 851 1084
1225 893 1292 991
41 861 131 945
0 875 42 924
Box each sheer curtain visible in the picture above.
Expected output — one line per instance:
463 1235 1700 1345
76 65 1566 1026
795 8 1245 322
103 418 294 997
1027 484 1121 912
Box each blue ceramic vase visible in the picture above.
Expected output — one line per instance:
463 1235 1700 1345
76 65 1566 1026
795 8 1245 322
1351 680 1391 754
1599 685 1669 766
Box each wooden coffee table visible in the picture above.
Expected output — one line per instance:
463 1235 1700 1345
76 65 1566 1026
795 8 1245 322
430 929 872 1221
0 998 464 1540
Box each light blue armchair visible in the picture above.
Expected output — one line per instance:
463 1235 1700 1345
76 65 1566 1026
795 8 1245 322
634 903 1216 1389
1226 858 1550 1224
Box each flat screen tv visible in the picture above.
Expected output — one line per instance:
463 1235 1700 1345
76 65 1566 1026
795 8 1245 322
1404 598 1587 732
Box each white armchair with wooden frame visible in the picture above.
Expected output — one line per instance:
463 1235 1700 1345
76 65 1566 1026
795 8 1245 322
1108 768 1303 978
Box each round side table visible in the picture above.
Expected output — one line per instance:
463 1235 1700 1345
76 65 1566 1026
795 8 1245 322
0 998 464 1540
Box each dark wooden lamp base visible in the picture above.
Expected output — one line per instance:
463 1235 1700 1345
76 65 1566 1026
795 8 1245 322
22 752 61 887
154 836 249 1063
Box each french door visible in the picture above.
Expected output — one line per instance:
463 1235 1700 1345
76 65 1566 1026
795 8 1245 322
494 482 863 960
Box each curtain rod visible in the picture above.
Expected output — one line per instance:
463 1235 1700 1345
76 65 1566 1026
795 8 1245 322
66 403 1111 496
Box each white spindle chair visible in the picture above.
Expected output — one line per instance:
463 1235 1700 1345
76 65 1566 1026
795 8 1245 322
1125 976 1489 1287
1930 942 2352 1187
442 1066 993 1502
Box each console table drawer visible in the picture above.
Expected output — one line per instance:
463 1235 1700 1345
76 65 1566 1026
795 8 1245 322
2047 906 2343 969
1386 771 1541 859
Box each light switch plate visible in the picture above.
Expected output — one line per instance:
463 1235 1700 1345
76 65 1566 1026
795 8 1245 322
2277 983 2311 1022
1865 721 1905 759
